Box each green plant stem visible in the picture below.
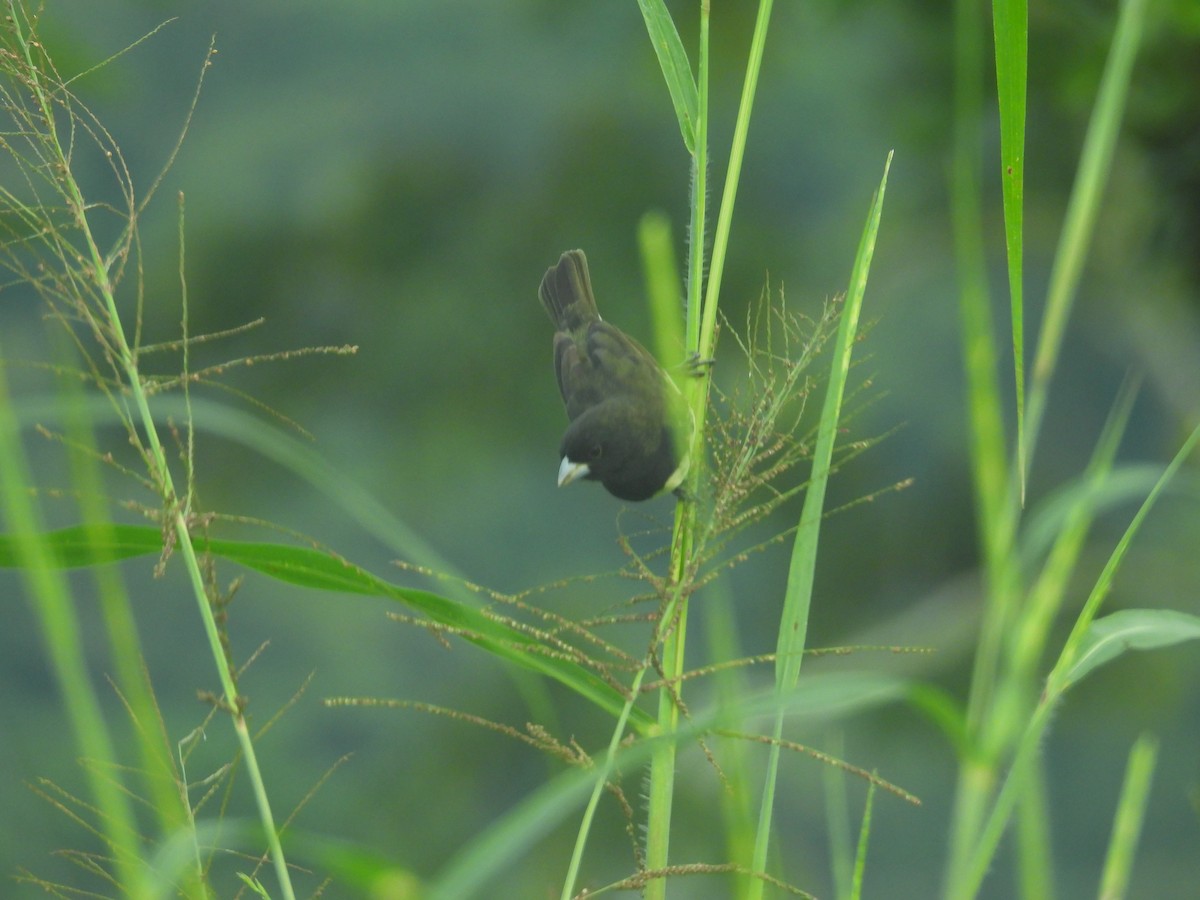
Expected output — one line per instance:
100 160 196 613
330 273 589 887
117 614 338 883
1014 759 1054 900
1022 0 1148 469
709 581 757 895
944 0 1151 892
747 153 891 900
644 3 779 895
1098 734 1158 900
6 8 297 897
644 532 692 900
684 10 710 360
51 331 206 897
643 4 713 897
105 118 299 900
560 648 657 900
850 779 877 900
0 346 153 898
697 0 773 370
945 0 1023 875
952 420 1200 898
991 0 1028 497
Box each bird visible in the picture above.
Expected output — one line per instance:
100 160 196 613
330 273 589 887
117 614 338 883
538 249 692 502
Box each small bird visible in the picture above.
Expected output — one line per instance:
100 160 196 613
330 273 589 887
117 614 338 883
539 249 692 501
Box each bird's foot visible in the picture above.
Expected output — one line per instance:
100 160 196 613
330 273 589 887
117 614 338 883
685 352 714 377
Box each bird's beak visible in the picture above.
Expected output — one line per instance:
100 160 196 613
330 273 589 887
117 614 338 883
558 456 590 488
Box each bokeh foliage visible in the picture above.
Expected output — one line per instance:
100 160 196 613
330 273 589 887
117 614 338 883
2 1 1199 898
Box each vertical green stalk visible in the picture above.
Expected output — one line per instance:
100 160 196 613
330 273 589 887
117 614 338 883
822 732 854 899
849 780 877 900
1021 0 1149 467
685 6 711 359
709 580 757 893
991 0 1028 496
1013 760 1054 900
51 329 205 896
952 421 1200 899
961 0 1030 754
639 212 687 370
0 345 153 898
647 1 780 895
560 663 656 900
945 0 1151 893
945 0 1026 881
578 2 775 894
5 7 296 898
642 6 709 890
746 154 891 900
1098 734 1158 900
950 0 1008 610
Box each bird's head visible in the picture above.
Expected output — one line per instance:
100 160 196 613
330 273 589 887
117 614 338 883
557 406 686 502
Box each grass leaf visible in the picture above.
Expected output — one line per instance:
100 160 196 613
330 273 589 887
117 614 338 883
1024 0 1150 467
636 0 698 153
850 778 877 900
747 150 893 900
1065 609 1200 688
0 524 653 730
638 210 686 370
776 149 894 692
991 0 1029 494
1098 734 1158 900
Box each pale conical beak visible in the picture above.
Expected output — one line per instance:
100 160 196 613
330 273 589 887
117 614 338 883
558 456 590 488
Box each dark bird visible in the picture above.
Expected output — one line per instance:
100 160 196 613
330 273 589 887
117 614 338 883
539 249 692 501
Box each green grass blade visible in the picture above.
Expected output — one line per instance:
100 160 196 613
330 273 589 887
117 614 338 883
850 779 877 900
50 340 200 889
639 1 720 894
946 2 1022 872
991 0 1029 495
1014 759 1055 900
639 210 687 371
706 579 758 895
777 150 893 692
953 0 1008 554
1017 464 1197 567
1064 609 1200 688
1009 377 1138 680
1048 416 1200 696
636 0 698 153
431 673 910 900
697 0 774 366
954 420 1200 897
1098 734 1158 900
0 524 653 731
1024 0 1150 468
907 683 969 758
822 732 854 899
19 392 463 582
747 151 893 900
0 349 151 897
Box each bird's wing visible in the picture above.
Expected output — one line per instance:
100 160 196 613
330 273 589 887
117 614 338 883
552 320 666 424
553 331 593 417
586 323 663 389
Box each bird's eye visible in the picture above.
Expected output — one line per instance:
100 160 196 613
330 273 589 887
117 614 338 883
588 444 603 462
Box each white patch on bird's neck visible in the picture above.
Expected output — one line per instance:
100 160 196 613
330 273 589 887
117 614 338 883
662 453 689 495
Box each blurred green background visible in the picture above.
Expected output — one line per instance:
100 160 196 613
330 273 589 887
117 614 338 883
2 1 1198 897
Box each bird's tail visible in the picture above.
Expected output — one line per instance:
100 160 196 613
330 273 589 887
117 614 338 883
539 249 600 331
